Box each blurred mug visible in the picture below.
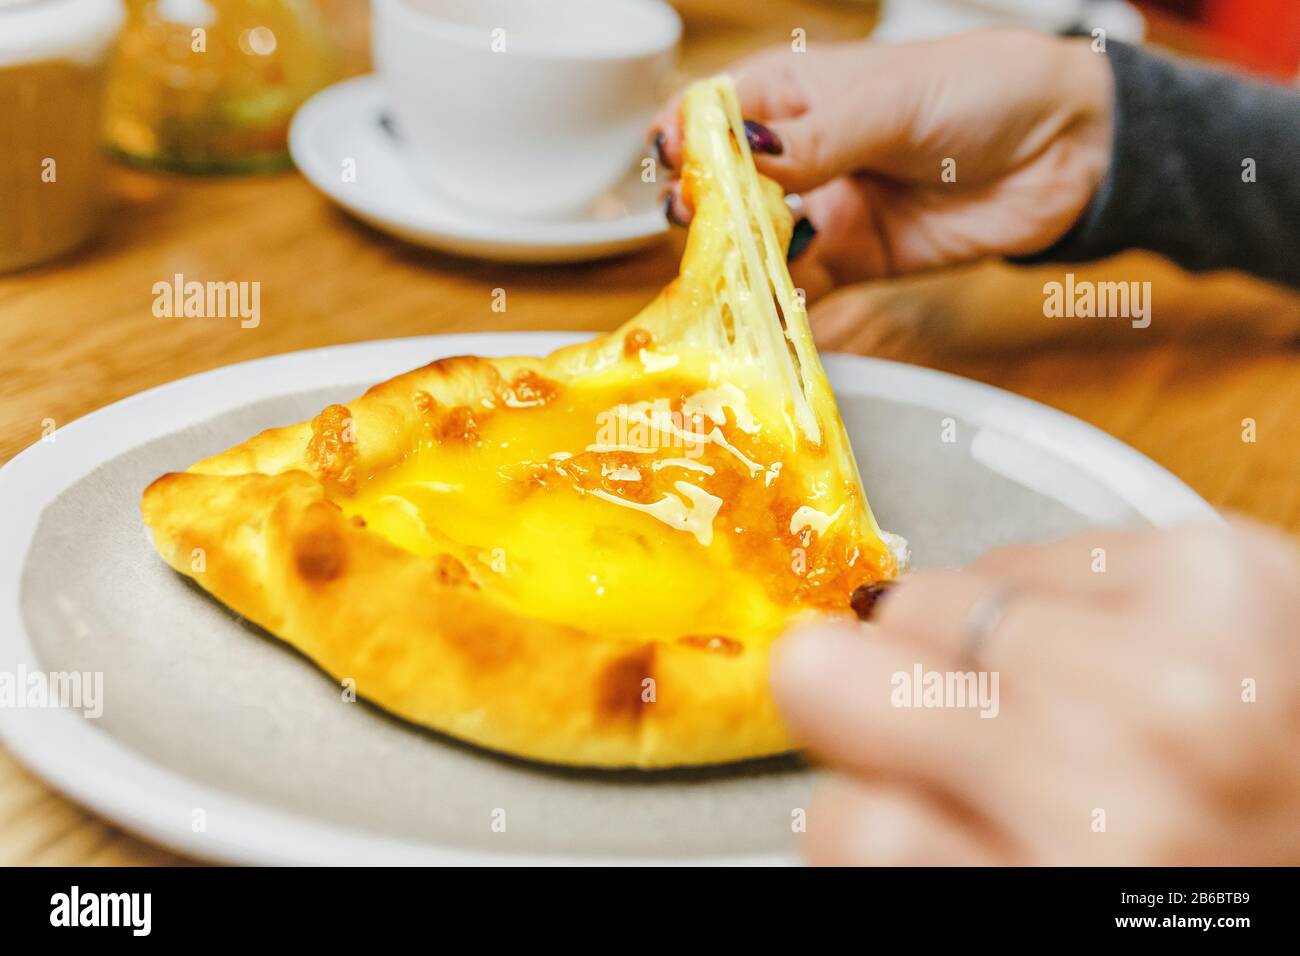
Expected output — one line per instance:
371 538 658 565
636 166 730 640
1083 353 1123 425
373 0 681 219
0 0 124 273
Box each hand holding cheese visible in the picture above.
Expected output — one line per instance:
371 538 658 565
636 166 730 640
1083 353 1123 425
652 31 1113 299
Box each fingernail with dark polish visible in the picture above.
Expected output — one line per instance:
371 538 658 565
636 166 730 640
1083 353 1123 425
787 216 816 261
744 119 783 155
652 130 672 169
663 191 687 227
850 580 895 621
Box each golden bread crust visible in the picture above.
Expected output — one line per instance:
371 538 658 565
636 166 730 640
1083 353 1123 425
143 454 788 768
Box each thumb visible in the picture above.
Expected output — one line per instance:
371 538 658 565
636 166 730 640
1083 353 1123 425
787 176 901 296
769 622 871 750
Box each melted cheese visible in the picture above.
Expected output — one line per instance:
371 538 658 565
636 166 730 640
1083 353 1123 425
790 504 844 537
339 76 904 645
342 364 889 644
589 481 722 547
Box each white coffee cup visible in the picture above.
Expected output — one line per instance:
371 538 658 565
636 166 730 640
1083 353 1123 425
373 0 681 220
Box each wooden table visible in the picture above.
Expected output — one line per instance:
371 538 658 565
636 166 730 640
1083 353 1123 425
1 1 1297 866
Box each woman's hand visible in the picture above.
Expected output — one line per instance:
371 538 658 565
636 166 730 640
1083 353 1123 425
770 520 1300 865
650 30 1114 300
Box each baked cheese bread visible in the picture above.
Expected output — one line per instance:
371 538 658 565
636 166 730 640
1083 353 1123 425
142 77 907 768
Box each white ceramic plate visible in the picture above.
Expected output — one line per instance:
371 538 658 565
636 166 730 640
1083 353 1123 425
289 76 670 263
0 333 1216 865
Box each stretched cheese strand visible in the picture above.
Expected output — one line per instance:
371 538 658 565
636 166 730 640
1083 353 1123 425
680 77 889 546
685 82 820 446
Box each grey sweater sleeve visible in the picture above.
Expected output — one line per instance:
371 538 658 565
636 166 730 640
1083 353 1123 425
1016 40 1300 288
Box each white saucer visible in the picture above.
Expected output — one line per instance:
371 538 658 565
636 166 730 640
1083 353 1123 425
289 75 669 263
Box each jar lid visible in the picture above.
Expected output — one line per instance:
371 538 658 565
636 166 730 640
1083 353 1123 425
0 0 125 68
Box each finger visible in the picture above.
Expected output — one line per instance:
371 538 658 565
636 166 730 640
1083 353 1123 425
771 625 1034 805
773 624 1192 863
804 778 1009 866
1214 515 1300 599
728 45 907 195
866 569 1010 652
968 527 1168 595
789 177 896 285
872 564 1280 803
972 521 1300 619
649 44 808 174
647 92 685 171
788 169 1073 280
662 179 691 227
728 45 811 122
870 568 1119 669
790 174 977 285
747 96 915 196
745 112 835 195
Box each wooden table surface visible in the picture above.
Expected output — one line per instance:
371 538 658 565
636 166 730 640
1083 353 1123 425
1 2 1297 866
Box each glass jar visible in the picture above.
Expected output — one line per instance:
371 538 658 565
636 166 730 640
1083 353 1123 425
103 0 338 172
0 0 124 272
